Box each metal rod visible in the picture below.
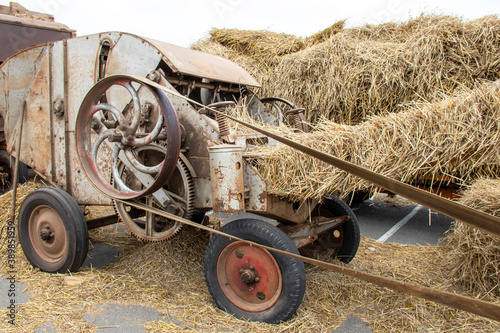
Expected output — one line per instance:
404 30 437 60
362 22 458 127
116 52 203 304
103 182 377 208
9 102 26 222
130 74 500 239
117 198 500 322
165 77 240 93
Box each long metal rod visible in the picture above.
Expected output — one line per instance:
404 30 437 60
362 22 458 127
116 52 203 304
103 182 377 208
127 75 500 239
9 102 26 222
116 199 500 322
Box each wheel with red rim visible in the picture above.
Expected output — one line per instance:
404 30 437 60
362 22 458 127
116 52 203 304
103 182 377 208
18 187 88 273
204 219 306 324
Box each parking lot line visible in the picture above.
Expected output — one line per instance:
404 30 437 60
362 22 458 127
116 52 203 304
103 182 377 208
377 204 423 243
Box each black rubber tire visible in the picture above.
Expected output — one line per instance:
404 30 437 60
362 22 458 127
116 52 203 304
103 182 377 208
318 195 361 264
204 219 306 324
18 187 89 273
0 150 29 192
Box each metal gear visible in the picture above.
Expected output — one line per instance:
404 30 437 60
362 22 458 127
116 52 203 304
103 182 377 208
113 147 195 242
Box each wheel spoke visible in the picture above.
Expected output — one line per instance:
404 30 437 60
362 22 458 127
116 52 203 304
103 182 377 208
123 81 142 134
145 196 154 238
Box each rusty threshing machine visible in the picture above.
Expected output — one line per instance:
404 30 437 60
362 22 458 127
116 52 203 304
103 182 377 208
0 26 361 322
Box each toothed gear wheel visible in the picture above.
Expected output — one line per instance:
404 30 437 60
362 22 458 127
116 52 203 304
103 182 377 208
113 145 195 242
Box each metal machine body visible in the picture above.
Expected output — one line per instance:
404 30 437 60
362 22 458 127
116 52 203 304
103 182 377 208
2 31 358 323
0 31 318 229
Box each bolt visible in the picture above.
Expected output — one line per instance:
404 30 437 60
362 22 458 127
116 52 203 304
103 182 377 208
39 228 53 241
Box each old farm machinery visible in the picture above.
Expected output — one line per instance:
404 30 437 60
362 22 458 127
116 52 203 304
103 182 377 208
0 31 360 323
2 22 500 322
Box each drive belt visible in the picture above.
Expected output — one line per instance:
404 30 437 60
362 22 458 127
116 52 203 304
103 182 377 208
116 75 500 321
117 198 500 322
132 75 500 239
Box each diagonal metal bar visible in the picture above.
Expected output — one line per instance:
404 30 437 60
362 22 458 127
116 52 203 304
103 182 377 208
128 74 500 238
116 198 500 322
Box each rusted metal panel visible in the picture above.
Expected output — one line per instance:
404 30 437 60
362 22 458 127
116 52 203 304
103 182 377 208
194 177 212 209
106 34 162 78
0 46 46 152
156 75 218 179
49 41 67 190
20 47 53 179
243 161 267 212
65 34 102 132
145 38 260 87
209 145 245 213
265 195 317 224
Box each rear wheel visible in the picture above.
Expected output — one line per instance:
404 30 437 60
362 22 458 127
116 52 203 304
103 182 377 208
18 187 88 273
312 195 360 263
204 219 306 324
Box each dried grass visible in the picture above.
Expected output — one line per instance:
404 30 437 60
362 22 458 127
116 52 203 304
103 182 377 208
442 178 500 298
194 15 500 125
252 80 500 201
0 183 499 332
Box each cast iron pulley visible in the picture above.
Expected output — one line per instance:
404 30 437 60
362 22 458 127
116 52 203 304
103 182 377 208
75 75 181 200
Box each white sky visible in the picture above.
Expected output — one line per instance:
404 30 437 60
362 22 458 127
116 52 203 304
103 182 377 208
2 0 499 47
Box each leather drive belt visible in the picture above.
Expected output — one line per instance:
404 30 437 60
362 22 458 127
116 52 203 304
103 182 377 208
119 75 500 322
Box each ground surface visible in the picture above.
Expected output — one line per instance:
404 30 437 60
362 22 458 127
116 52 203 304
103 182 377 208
1 195 458 332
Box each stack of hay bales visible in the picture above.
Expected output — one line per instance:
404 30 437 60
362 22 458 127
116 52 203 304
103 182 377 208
444 179 500 298
194 16 500 301
193 15 500 125
253 80 500 201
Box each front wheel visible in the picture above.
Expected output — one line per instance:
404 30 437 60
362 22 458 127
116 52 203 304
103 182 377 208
18 187 89 273
204 219 306 324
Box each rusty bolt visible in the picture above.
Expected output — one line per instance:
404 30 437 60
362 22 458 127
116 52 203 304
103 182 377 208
108 133 123 142
53 98 64 117
39 228 53 241
235 248 244 259
91 119 102 131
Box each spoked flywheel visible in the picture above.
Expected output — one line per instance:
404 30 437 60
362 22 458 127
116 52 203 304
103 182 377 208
75 75 181 200
113 145 195 242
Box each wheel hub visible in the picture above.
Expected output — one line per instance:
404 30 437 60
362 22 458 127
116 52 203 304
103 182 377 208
39 227 54 241
29 206 68 263
217 241 282 312
240 266 259 284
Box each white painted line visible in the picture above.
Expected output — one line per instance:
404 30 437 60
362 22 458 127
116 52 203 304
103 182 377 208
377 204 423 243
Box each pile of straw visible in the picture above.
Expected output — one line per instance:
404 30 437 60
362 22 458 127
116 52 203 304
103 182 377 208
1 183 498 332
252 80 500 201
443 178 500 298
193 15 500 125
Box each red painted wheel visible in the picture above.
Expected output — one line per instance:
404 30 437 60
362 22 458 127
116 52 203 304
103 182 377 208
204 219 306 324
217 241 282 312
75 75 180 200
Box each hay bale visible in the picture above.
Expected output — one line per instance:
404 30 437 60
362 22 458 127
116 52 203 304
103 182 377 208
208 28 306 65
194 15 500 125
253 80 500 201
443 179 500 298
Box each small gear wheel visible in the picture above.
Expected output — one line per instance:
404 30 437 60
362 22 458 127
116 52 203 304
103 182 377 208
113 146 195 242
